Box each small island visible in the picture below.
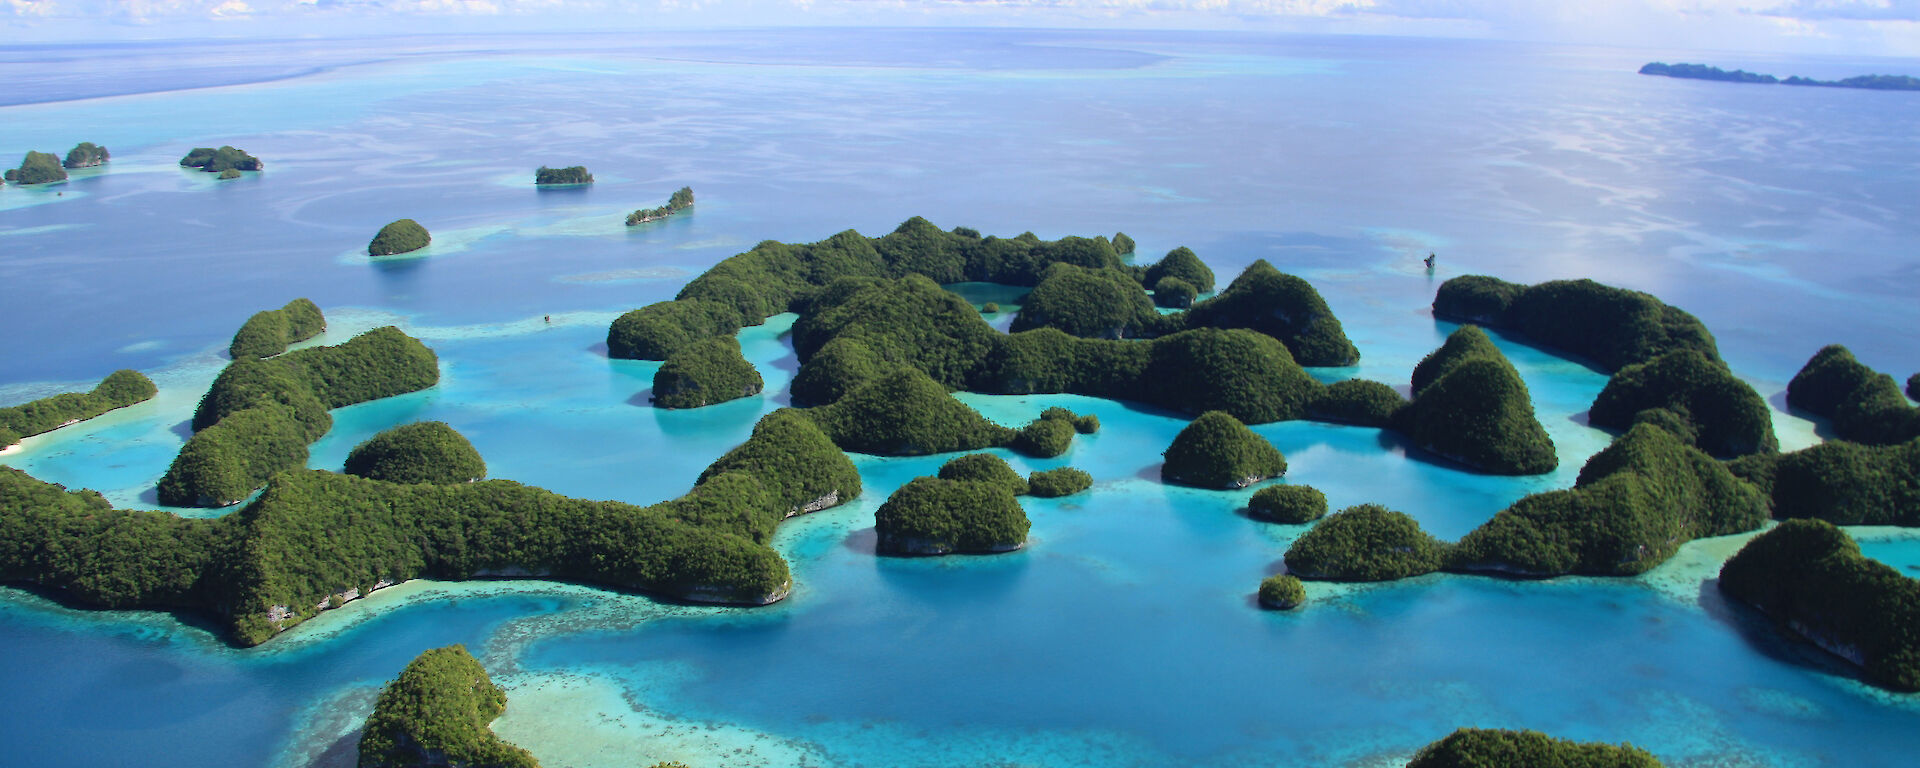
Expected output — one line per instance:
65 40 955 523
1785 344 1918 445
1027 467 1092 497
1284 504 1448 581
651 336 764 409
937 453 1029 496
62 142 109 169
368 218 431 256
534 165 592 185
1247 484 1326 524
1257 573 1305 610
1641 62 1920 91
627 186 694 225
357 645 541 768
1407 728 1662 768
4 150 68 185
1160 410 1287 489
1394 325 1556 475
874 475 1030 555
0 369 156 448
229 298 325 360
180 146 263 174
344 421 487 485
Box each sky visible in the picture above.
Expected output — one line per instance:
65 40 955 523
1 0 1918 58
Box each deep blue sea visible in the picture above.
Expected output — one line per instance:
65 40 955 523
1 28 1918 768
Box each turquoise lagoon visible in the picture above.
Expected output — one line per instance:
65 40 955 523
2 29 1918 767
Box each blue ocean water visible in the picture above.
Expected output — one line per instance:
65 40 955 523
1 28 1918 768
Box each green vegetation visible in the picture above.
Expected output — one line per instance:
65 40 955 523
1160 410 1287 489
1248 484 1326 524
1588 349 1777 457
1041 406 1099 434
1394 326 1556 475
1406 728 1662 768
0 369 156 448
368 219 431 256
534 165 591 185
982 302 1000 314
1729 438 1920 525
1908 373 1918 402
627 186 695 225
799 368 1017 456
62 142 108 169
981 327 1324 424
1 406 860 645
652 336 763 409
1453 423 1767 576
1110 231 1135 254
1011 263 1166 338
4 150 67 185
1152 276 1197 308
794 275 1002 391
1143 246 1216 293
229 298 325 360
1720 519 1920 691
1786 345 1919 445
938 453 1029 496
1013 415 1077 458
218 169 242 180
1284 504 1447 581
358 645 539 768
161 326 440 507
1432 276 1718 371
608 299 750 361
1257 574 1305 610
1027 467 1092 497
1643 61 1920 91
344 422 486 485
874 476 1030 555
1308 378 1405 427
1184 259 1359 366
180 146 262 173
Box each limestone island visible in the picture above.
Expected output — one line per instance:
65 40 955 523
1160 410 1287 489
180 146 263 174
229 298 325 360
4 151 68 185
1407 728 1662 768
651 336 763 409
876 470 1030 556
1640 62 1920 91
344 421 486 485
534 165 592 185
626 186 694 225
1257 573 1305 610
358 645 540 768
0 369 156 448
63 142 108 169
1248 484 1326 524
369 218 431 257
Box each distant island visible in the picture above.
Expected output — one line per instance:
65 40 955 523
4 151 68 185
180 146 263 174
534 165 592 185
63 142 109 169
627 186 694 225
369 218 431 256
1640 62 1920 91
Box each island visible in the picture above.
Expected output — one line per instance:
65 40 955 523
62 142 108 169
180 145 262 173
1729 435 1920 526
368 218 431 257
1160 410 1287 489
4 150 68 185
626 186 694 225
357 645 541 768
160 325 440 507
1256 573 1305 610
229 298 326 360
1785 344 1919 445
1284 504 1448 581
1183 259 1359 366
1247 484 1326 524
1394 325 1556 474
875 474 1030 555
1026 467 1092 497
343 421 487 485
0 369 156 448
1308 378 1404 428
937 453 1029 495
1011 263 1169 339
1588 348 1778 457
1111 231 1135 255
1719 519 1920 691
1407 728 1662 768
1641 62 1920 91
534 165 591 185
1152 276 1196 308
1143 246 1216 293
651 336 764 409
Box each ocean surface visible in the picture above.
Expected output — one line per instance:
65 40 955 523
1 28 1917 768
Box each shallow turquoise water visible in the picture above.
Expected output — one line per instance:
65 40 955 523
1 28 1917 768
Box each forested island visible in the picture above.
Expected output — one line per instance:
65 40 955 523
368 219 431 256
0 369 156 448
1407 729 1661 767
358 645 539 768
180 146 263 174
627 186 694 225
62 142 108 169
5 151 67 185
229 298 325 360
1640 62 1920 91
533 165 591 185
